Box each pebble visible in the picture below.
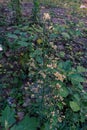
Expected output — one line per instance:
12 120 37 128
0 44 3 51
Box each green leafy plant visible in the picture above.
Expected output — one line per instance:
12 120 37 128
0 4 6 26
32 0 40 23
0 106 39 130
10 0 22 24
0 22 87 130
51 21 82 42
11 116 39 130
0 106 16 130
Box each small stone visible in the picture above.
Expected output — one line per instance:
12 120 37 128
17 112 24 120
23 98 30 107
0 44 3 51
58 45 64 50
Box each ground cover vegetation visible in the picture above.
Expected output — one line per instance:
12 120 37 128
0 0 87 129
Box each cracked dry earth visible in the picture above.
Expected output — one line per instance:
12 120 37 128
0 2 87 89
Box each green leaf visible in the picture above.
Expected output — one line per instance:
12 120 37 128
69 74 84 84
49 33 57 39
20 37 28 42
62 32 70 39
36 56 43 64
63 60 72 71
59 86 69 97
11 116 39 130
58 60 72 72
59 51 65 58
1 106 16 129
21 26 29 31
77 83 83 90
30 49 42 58
7 33 18 39
73 94 80 102
77 66 86 73
70 101 80 112
14 30 20 34
41 122 50 130
57 102 63 109
17 41 28 47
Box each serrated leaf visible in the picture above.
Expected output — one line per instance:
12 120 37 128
1 106 16 129
59 86 69 97
69 74 84 84
70 101 80 112
11 116 39 130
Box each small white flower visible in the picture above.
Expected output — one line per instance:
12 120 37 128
80 5 87 8
0 44 3 51
43 13 51 21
